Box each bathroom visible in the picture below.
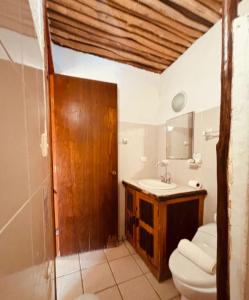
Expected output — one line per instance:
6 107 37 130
1 0 249 300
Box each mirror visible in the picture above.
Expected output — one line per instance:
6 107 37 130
171 92 186 112
166 112 194 159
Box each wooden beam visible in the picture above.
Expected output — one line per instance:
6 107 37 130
217 0 238 299
52 0 191 47
196 0 222 14
51 35 164 73
105 0 195 43
136 0 211 31
107 0 207 37
166 0 221 23
48 11 182 59
50 28 168 71
47 1 182 59
50 19 172 65
103 0 204 40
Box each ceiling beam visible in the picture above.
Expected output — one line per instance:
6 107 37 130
52 0 191 47
50 28 168 71
47 1 184 59
99 0 204 40
165 0 221 24
50 19 172 65
52 35 165 73
48 12 178 61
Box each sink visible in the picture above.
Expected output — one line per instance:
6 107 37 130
138 179 177 190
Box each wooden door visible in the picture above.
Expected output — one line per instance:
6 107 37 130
135 192 159 268
51 74 118 256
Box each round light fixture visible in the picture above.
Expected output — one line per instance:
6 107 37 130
171 92 186 112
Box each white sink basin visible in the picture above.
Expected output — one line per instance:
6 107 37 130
138 179 177 190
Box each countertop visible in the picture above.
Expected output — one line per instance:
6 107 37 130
122 179 207 202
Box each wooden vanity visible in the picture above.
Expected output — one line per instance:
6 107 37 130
122 180 207 281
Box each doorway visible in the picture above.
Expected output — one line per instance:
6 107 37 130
50 74 118 256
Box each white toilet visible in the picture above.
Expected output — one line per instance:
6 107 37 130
169 223 217 300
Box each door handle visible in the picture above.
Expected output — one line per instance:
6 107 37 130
111 170 117 176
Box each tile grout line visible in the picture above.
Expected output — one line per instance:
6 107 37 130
0 176 50 235
143 273 162 300
124 241 163 300
104 245 124 300
78 253 85 294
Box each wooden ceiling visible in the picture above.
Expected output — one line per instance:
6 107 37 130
46 0 222 73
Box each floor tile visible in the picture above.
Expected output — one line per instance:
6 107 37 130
146 273 179 300
79 250 107 269
56 272 83 300
124 240 136 255
119 275 160 300
56 254 80 277
82 262 115 293
96 286 122 300
132 254 150 273
104 243 130 261
109 255 143 284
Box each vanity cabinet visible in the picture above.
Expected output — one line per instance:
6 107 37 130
124 181 207 281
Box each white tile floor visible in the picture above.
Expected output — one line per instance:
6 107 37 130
56 241 180 300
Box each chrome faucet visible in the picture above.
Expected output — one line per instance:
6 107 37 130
160 172 171 184
157 160 172 184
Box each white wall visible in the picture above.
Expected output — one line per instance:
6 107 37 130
158 22 221 123
52 45 161 124
28 0 44 57
158 0 249 123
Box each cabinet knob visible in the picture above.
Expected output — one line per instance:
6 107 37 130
111 170 117 176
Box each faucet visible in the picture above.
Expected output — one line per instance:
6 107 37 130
157 160 172 184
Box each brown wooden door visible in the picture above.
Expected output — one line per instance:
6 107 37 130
51 74 118 256
135 192 159 268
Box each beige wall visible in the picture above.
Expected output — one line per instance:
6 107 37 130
0 1 55 299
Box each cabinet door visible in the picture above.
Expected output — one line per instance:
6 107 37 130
136 192 159 267
125 188 136 247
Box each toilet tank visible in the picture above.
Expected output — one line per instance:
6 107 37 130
192 223 217 258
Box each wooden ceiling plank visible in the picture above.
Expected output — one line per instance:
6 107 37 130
48 11 178 60
47 1 183 59
50 19 173 65
99 0 200 41
52 36 163 72
133 0 211 32
48 9 186 54
108 0 206 38
50 27 168 70
195 0 222 13
166 0 221 23
105 0 195 43
53 0 191 47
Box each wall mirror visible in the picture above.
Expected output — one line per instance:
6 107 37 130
166 112 194 159
171 92 187 112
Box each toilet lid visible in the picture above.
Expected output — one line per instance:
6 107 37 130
169 249 216 288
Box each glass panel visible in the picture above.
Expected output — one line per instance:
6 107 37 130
127 191 133 211
139 227 154 258
140 199 154 227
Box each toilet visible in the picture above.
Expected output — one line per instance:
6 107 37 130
169 223 217 300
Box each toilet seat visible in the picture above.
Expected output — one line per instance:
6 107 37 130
169 249 216 289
